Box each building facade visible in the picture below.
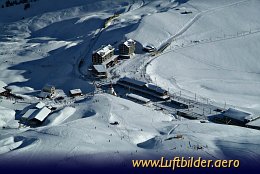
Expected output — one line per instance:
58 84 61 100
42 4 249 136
119 39 136 56
42 85 55 95
92 45 115 65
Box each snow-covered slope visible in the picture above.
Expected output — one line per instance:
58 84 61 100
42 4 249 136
0 106 16 127
146 0 260 114
1 94 260 167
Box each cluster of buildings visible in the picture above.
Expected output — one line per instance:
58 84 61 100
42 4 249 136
211 108 260 130
92 39 136 78
38 85 56 99
19 86 84 127
20 102 52 126
38 84 83 99
0 81 23 100
115 77 260 129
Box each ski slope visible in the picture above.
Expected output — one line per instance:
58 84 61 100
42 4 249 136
146 0 260 114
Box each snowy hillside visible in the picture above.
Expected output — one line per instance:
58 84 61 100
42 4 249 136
0 0 260 171
146 0 260 114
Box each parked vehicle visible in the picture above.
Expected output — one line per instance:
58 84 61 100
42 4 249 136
143 45 156 52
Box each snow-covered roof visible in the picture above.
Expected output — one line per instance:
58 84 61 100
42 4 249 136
69 89 82 95
20 102 46 116
123 39 136 47
143 45 156 51
145 83 167 94
95 45 114 57
93 64 107 73
29 107 51 122
223 108 252 122
22 109 38 120
119 77 146 87
35 102 46 109
126 93 150 103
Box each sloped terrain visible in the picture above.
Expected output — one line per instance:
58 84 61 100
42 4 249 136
146 0 260 114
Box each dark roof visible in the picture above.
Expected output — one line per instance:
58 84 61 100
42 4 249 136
119 77 167 94
223 108 252 122
119 77 146 87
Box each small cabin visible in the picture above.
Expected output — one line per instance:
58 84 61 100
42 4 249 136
38 85 56 99
0 86 12 98
143 45 156 52
0 89 8 97
21 109 38 122
28 107 52 126
20 103 51 127
69 89 83 97
42 85 55 95
92 64 107 78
